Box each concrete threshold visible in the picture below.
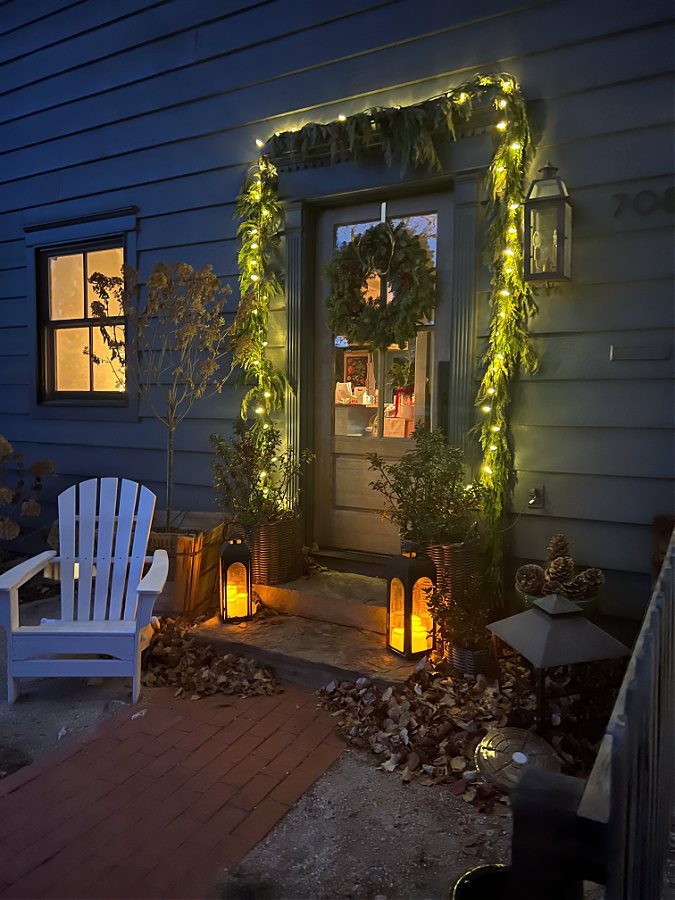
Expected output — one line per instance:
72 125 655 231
192 613 414 691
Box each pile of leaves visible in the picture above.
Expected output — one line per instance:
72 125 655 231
142 617 280 700
320 655 623 812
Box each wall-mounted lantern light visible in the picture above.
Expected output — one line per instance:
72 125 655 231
386 541 436 659
220 532 253 622
524 163 572 282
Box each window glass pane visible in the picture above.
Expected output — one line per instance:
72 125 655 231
49 254 84 320
92 325 126 392
55 328 90 391
335 220 379 247
87 247 124 316
334 344 378 437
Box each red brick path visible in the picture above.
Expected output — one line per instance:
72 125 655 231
0 685 345 899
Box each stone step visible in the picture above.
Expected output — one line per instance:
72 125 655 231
192 613 415 691
254 570 387 635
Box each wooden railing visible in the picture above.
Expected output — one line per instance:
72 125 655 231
510 530 675 900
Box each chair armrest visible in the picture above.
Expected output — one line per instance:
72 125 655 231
136 549 169 631
0 551 57 592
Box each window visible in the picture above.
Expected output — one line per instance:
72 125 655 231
38 241 126 402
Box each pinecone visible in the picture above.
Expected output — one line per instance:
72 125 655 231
576 567 605 599
542 578 566 596
563 577 587 602
515 563 545 596
546 533 571 564
546 555 575 583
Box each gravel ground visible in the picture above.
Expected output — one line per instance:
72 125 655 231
0 596 134 766
215 749 512 900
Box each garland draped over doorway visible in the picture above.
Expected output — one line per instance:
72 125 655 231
230 72 537 580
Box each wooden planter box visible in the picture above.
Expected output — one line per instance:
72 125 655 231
149 523 225 616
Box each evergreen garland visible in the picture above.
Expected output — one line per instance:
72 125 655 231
325 221 436 349
235 73 536 588
230 156 288 440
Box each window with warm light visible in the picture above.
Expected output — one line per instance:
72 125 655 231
38 242 126 402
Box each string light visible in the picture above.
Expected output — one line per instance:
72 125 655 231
499 289 510 296
496 121 507 131
511 141 522 150
489 444 497 451
491 425 501 432
487 387 495 395
250 242 258 249
250 273 259 282
508 227 517 234
504 248 515 256
338 114 346 121
254 406 264 415
263 391 271 398
484 465 493 474
499 311 506 318
255 138 264 148
481 405 492 413
496 353 505 360
509 202 519 210
499 99 507 108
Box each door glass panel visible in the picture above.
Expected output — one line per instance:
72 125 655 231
332 213 437 439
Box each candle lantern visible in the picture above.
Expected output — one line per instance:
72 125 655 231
220 530 253 622
387 541 436 658
523 162 572 283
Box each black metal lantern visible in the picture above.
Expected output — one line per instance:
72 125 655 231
220 533 253 622
387 542 436 659
524 162 572 282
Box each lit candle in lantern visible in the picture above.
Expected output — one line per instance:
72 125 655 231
226 584 249 618
390 614 429 654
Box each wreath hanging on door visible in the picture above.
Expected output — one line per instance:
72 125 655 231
325 221 436 349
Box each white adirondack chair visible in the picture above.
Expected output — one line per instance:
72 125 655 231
0 478 168 704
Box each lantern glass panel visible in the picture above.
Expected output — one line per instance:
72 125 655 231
563 203 572 277
412 576 434 654
529 205 559 276
225 561 249 618
388 577 405 653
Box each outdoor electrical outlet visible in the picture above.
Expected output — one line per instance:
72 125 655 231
527 485 545 509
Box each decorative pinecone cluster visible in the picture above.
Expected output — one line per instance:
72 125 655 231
515 533 605 602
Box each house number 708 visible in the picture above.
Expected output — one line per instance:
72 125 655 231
612 187 674 217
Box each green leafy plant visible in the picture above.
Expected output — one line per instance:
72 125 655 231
0 435 56 549
367 424 484 546
387 357 414 392
425 575 491 651
88 263 231 530
211 421 314 527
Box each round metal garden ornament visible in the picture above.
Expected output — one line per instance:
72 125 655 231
474 727 560 791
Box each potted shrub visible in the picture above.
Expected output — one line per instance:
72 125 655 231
367 424 484 598
426 573 495 676
515 533 605 617
211 420 313 585
88 263 231 613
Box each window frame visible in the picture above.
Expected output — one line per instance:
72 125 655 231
38 237 127 404
24 207 139 422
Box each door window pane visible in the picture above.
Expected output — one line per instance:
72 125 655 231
49 254 84 320
54 328 90 391
331 213 437 439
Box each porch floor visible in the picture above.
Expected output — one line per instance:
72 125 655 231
192 614 416 688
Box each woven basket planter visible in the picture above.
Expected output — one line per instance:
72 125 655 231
445 642 496 677
245 517 303 586
426 540 480 598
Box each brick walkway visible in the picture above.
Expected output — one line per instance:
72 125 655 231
0 685 345 899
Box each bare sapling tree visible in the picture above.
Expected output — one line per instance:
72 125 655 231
88 263 231 530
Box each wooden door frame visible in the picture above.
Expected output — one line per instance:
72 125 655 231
280 151 490 550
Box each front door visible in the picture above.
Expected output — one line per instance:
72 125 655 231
313 192 454 555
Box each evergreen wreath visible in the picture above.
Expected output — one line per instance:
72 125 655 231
325 221 436 349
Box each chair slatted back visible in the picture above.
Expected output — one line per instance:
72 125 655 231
57 478 157 622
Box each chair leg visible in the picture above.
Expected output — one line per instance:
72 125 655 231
7 677 19 704
131 651 141 704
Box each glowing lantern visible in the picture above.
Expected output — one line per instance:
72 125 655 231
524 162 572 282
387 542 436 658
220 533 253 621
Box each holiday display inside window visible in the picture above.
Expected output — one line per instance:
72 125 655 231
233 73 536 588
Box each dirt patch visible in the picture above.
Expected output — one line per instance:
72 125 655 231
215 749 511 900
